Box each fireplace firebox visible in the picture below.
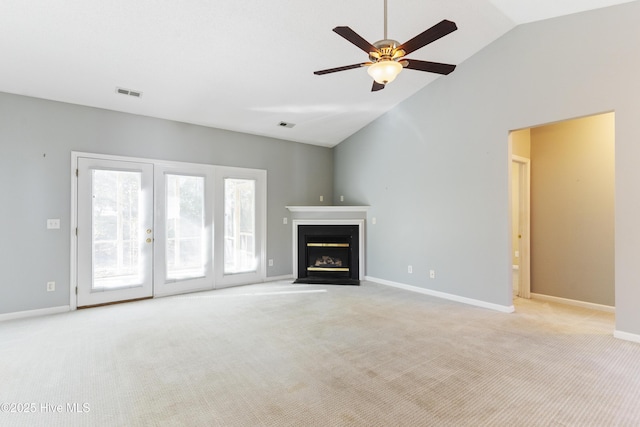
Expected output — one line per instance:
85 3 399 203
294 224 360 285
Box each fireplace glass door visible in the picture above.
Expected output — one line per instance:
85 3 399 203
306 239 350 278
296 224 359 285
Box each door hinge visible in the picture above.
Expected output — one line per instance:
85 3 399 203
75 287 78 295
76 169 79 177
75 227 78 236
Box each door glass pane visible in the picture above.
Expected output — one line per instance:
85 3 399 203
166 174 206 280
224 178 256 274
92 169 142 289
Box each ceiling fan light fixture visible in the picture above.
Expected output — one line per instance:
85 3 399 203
367 60 403 84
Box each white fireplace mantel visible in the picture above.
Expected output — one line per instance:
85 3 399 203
286 206 369 213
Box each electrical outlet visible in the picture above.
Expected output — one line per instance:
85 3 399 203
515 250 519 258
47 281 55 292
283 217 288 225
429 270 436 279
408 265 413 274
46 219 60 229
372 217 377 225
340 195 344 202
268 259 274 267
320 195 324 202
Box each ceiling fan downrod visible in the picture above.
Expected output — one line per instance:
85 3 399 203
384 0 388 40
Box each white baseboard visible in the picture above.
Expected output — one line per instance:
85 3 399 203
614 330 640 344
530 293 615 313
366 276 514 313
0 305 70 322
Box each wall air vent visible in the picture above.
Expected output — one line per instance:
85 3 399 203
278 121 295 128
116 87 143 98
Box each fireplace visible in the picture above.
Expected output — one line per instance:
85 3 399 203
287 206 368 286
294 224 360 285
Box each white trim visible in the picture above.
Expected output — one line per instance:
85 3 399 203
286 206 369 213
530 293 615 313
367 276 515 313
70 153 79 310
292 219 365 279
0 306 70 322
511 154 531 299
613 330 640 344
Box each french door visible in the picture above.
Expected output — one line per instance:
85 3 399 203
73 153 266 307
77 158 154 306
153 163 214 297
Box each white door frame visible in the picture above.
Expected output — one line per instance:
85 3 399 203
76 157 155 307
512 155 531 299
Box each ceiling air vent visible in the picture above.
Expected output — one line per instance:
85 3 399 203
278 121 295 128
116 87 143 98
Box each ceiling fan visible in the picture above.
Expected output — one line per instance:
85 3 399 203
313 0 458 92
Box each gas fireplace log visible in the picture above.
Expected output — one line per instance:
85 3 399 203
314 256 343 267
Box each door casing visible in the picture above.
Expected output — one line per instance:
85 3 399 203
511 155 531 299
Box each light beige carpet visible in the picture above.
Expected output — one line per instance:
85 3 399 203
0 280 639 426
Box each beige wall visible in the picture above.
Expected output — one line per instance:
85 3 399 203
530 113 615 305
512 129 531 158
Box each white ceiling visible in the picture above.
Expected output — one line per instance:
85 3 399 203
0 0 634 147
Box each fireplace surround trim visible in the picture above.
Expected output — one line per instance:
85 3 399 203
291 219 365 280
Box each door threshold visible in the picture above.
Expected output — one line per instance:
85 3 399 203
77 296 153 309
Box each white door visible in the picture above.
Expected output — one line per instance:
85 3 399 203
512 156 531 299
77 158 154 306
153 164 214 296
214 167 266 288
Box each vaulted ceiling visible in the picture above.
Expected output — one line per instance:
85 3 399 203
0 0 634 147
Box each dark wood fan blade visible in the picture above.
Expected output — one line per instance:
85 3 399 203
314 63 367 75
333 26 378 54
404 59 456 75
398 20 457 55
371 81 385 92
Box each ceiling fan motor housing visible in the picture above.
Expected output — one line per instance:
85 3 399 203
369 39 404 62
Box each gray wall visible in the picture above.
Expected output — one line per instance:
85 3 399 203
0 92 333 315
530 114 615 306
334 2 640 335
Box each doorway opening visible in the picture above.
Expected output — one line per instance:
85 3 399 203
508 112 615 311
